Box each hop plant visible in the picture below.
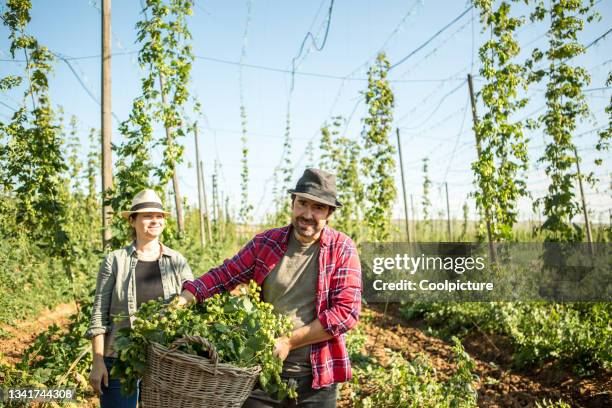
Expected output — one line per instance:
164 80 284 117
112 280 296 399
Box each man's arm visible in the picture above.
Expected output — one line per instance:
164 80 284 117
274 319 333 360
317 238 362 337
181 236 261 303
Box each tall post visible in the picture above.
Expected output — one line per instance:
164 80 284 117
193 124 206 247
200 161 213 241
396 128 411 242
212 173 219 228
101 0 113 249
220 189 225 237
410 193 417 241
445 181 452 241
225 196 230 225
158 74 185 234
573 147 594 256
468 74 497 263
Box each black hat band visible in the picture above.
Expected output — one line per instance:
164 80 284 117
130 202 164 212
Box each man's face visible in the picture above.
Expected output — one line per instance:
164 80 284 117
291 196 332 242
130 212 166 240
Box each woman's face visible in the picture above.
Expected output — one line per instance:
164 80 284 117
130 212 166 240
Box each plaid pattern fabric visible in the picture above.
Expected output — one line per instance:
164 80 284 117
182 224 362 389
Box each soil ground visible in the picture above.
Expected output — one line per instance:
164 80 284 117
338 305 612 408
1 303 610 407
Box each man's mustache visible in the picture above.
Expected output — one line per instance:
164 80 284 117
296 217 315 225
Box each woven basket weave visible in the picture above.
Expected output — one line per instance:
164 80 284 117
140 335 261 408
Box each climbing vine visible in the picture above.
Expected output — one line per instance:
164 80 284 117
361 52 396 242
528 0 597 241
238 0 254 225
472 0 530 242
0 0 69 253
595 72 611 164
421 158 432 236
319 116 364 242
109 0 194 244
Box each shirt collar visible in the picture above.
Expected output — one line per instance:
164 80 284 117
283 224 330 247
126 241 170 257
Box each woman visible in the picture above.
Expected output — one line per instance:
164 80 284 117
86 189 193 407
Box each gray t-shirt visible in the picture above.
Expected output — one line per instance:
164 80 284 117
262 232 319 375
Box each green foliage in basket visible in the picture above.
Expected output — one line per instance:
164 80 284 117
112 281 297 399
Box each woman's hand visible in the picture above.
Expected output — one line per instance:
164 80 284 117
89 357 108 395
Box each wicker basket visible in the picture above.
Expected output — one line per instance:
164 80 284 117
140 335 261 408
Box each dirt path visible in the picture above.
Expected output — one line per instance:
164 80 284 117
0 302 78 366
339 306 612 408
3 303 610 407
0 302 99 407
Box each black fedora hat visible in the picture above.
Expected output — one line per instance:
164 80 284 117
288 168 343 208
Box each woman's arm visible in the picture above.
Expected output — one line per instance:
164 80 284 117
89 334 108 395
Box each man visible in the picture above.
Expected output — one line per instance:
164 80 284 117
177 168 362 407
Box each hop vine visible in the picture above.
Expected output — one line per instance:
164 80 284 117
361 52 397 242
472 0 530 242
528 0 598 241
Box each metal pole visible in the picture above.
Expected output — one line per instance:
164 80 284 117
396 128 411 242
445 181 452 241
468 74 497 264
101 0 113 249
573 147 594 256
193 124 206 247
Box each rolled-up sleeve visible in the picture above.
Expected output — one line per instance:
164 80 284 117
178 255 194 284
182 237 259 302
318 240 362 337
86 254 116 339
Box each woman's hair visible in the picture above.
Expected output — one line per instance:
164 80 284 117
129 213 138 241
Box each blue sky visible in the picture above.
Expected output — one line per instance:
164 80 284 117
1 0 610 224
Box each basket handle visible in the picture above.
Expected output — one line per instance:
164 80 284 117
169 335 219 367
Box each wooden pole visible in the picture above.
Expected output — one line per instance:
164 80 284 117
212 173 218 228
445 181 452 241
158 74 185 234
410 193 416 241
200 161 213 241
225 196 230 225
101 0 113 249
396 128 411 242
467 74 497 264
193 124 206 247
573 147 594 256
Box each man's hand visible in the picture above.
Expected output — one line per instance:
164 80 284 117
174 290 196 308
229 283 249 296
273 336 292 361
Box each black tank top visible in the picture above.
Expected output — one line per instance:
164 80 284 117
135 260 164 307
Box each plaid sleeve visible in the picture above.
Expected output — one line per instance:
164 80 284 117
182 237 259 302
318 239 362 337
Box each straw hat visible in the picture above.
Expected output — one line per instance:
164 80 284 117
120 189 171 219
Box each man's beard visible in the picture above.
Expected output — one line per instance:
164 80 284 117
292 216 319 237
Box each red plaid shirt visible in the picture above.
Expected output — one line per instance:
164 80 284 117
182 224 362 389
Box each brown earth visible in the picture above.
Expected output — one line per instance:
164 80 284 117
338 305 612 408
0 303 77 366
0 302 98 407
2 303 610 407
